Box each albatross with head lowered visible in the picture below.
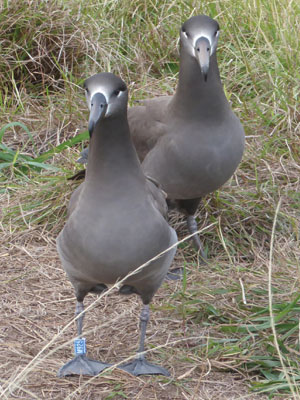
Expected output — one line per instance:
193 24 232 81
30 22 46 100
74 15 245 264
57 73 177 377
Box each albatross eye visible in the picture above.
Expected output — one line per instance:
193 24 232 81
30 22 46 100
114 87 126 97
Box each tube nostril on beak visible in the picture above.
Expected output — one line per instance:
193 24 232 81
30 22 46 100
194 37 210 83
88 93 107 137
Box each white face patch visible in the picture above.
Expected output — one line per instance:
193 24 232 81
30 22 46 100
192 34 212 59
182 28 219 59
192 31 212 49
86 85 110 111
85 84 127 118
211 30 220 55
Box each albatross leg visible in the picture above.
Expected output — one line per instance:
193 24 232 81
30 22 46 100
58 300 111 377
120 304 170 376
186 215 207 263
178 198 207 262
165 198 206 281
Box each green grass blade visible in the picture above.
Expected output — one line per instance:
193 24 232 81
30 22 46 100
34 130 89 163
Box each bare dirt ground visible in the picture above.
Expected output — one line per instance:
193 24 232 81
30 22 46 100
1 223 272 400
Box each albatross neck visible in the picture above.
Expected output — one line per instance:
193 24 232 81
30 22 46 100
170 48 229 118
85 112 145 189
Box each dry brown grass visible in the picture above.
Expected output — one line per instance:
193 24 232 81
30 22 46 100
0 1 92 92
1 225 272 400
1 143 298 399
1 0 299 398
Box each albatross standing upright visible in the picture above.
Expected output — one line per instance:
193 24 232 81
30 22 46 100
75 15 245 260
57 73 177 377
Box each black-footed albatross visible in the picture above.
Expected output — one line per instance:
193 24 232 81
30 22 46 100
73 15 245 260
57 73 177 377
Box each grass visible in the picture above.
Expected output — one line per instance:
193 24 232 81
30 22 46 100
1 0 299 398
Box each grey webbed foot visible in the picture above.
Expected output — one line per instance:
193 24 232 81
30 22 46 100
58 354 111 377
120 304 170 376
77 147 89 164
165 267 183 281
120 355 170 376
58 301 111 377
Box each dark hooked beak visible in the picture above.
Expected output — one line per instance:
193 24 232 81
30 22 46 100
88 92 107 137
194 37 211 82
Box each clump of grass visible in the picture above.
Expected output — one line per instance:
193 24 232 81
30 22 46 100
0 0 91 93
